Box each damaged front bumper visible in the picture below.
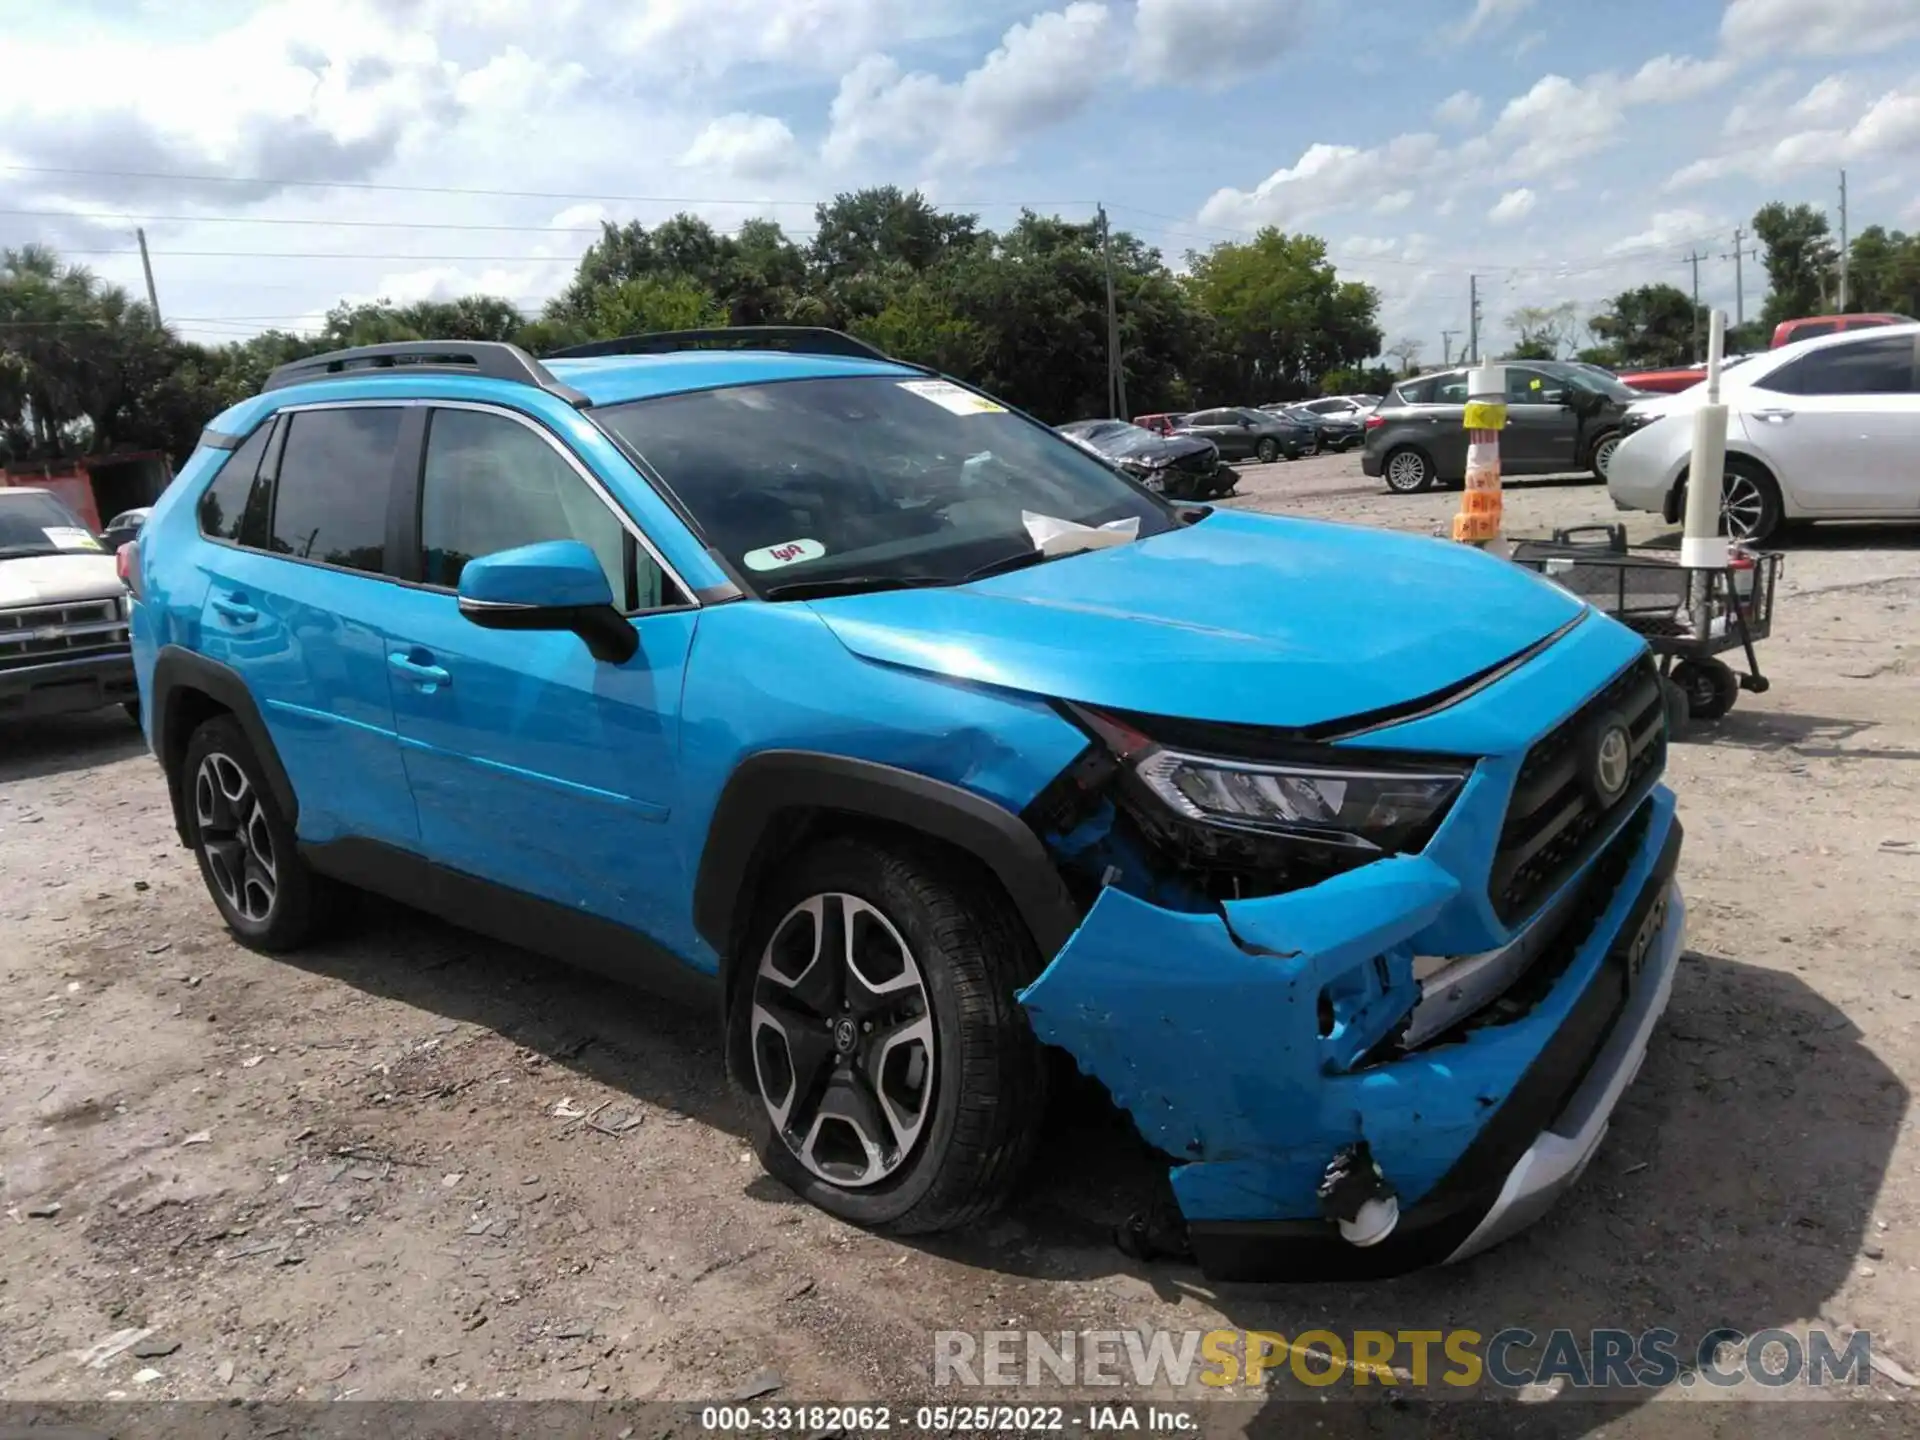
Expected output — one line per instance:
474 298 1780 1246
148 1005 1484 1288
1019 783 1684 1283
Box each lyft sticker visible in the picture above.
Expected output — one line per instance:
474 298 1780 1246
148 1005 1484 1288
743 538 826 571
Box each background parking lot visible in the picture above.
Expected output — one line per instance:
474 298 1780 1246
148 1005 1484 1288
3 452 1917 1429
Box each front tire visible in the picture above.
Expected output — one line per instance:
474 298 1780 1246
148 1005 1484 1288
1589 430 1621 482
180 715 325 952
1720 457 1783 545
1383 446 1435 494
1256 438 1279 463
735 835 1047 1234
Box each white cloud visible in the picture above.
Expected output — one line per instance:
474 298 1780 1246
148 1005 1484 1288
1668 76 1920 188
1790 74 1860 124
1433 89 1482 127
1372 189 1415 215
1721 0 1920 57
1604 207 1716 255
678 113 801 182
1455 0 1534 42
1482 74 1623 177
1130 0 1310 88
1618 53 1735 106
1197 132 1443 230
823 3 1118 171
1488 186 1536 224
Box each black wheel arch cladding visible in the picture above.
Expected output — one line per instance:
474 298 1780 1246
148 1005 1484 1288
696 751 1082 1072
152 645 299 847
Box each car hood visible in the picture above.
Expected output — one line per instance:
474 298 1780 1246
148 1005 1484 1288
1101 433 1217 467
809 508 1587 728
0 552 123 607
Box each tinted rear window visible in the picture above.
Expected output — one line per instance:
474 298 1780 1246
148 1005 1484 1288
198 421 274 544
268 408 404 574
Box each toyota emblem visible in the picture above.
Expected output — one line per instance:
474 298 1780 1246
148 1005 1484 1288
1593 723 1632 801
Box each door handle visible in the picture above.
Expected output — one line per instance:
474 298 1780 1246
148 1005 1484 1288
1752 407 1794 423
387 652 451 687
210 593 257 623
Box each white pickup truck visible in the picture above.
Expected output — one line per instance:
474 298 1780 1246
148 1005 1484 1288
0 487 139 724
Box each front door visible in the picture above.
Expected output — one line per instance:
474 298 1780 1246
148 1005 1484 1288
379 404 698 947
1502 367 1580 473
1183 410 1250 459
195 404 420 851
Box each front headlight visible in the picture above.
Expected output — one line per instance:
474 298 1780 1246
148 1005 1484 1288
1134 750 1464 854
1076 707 1467 857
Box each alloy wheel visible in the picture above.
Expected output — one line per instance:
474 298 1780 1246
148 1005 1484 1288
750 893 935 1189
194 752 277 923
1593 435 1619 477
1721 472 1766 541
1385 450 1429 492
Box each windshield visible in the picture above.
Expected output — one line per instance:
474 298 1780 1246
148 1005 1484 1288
595 375 1176 597
0 490 98 558
1073 422 1185 459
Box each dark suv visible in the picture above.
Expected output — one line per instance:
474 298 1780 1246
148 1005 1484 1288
1362 362 1641 494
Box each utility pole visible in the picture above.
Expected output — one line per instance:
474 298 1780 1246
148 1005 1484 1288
1467 276 1481 365
1837 168 1850 312
1683 249 1706 361
1721 228 1757 328
135 228 162 325
1097 204 1126 419
1441 329 1458 367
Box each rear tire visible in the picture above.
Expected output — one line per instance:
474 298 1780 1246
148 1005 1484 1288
734 834 1048 1235
1383 447 1435 494
180 715 326 952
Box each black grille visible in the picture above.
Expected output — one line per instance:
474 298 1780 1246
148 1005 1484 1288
1490 652 1666 925
0 599 129 672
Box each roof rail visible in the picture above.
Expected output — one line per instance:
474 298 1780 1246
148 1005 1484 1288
543 326 896 363
261 341 591 408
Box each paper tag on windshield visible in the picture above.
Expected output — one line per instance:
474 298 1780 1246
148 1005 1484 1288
898 380 1006 416
43 527 102 551
743 538 826 572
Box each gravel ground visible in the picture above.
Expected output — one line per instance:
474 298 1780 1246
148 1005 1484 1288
3 450 1917 1434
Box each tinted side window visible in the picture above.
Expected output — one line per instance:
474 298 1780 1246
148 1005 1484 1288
197 422 273 543
420 408 680 611
1393 378 1434 404
268 408 403 574
1506 368 1568 403
1761 336 1916 396
1432 374 1471 403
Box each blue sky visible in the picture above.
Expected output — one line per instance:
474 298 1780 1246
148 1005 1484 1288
2 0 1917 364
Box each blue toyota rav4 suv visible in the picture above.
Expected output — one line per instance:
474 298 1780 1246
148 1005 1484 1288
126 329 1685 1281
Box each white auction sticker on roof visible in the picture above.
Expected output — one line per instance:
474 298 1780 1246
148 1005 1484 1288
898 379 1007 416
43 526 102 551
743 538 827 572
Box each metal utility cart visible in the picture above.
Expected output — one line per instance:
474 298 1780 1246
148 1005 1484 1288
1510 524 1781 721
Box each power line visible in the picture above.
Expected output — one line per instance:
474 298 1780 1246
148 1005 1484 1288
0 162 1093 210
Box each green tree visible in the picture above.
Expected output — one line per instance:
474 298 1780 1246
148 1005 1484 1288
586 276 725 337
1182 229 1382 403
1753 201 1838 327
809 187 980 283
1588 283 1701 367
1845 225 1920 316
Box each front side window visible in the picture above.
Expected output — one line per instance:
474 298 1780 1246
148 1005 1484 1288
269 408 403 574
1432 373 1470 403
1759 335 1915 396
595 375 1175 597
420 408 676 610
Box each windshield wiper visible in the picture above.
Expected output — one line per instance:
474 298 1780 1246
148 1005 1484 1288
760 573 949 602
0 544 63 559
960 548 1052 582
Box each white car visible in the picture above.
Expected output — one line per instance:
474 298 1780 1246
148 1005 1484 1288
1607 323 1920 543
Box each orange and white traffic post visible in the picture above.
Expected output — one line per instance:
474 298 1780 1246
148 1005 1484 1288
1452 365 1509 557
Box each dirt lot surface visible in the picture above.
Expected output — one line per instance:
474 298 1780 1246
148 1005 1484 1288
4 452 1918 1435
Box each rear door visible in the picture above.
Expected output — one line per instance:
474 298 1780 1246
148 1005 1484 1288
376 403 699 942
194 403 420 850
1743 333 1920 513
